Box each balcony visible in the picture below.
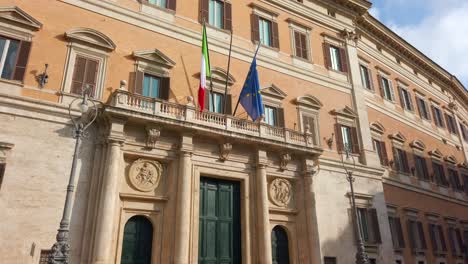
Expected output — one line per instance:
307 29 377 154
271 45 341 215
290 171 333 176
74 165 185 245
108 90 323 154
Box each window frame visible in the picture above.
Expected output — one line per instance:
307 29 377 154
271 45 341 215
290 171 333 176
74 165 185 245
432 161 449 187
260 84 286 127
445 113 458 135
460 123 468 142
356 207 382 245
388 214 405 249
359 64 373 91
414 154 430 181
415 95 431 121
431 104 445 128
398 85 414 111
379 74 395 102
208 0 224 29
290 27 310 61
295 95 322 146
447 168 463 192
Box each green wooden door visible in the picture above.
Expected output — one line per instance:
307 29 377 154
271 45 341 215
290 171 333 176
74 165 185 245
121 215 153 264
199 177 241 264
271 226 290 264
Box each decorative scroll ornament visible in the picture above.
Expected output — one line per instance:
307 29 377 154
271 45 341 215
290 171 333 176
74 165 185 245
219 142 232 161
129 159 163 192
145 125 161 148
269 178 292 207
279 153 291 170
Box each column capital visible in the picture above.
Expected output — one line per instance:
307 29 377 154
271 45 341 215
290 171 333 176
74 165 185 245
256 149 268 167
106 137 124 146
303 158 318 178
340 29 359 46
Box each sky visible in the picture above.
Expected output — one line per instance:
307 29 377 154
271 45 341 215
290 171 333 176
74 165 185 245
369 0 468 90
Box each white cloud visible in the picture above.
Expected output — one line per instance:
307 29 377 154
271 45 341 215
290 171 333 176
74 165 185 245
386 2 468 88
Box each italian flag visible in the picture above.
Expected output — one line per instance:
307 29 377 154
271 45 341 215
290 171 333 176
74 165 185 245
198 24 211 111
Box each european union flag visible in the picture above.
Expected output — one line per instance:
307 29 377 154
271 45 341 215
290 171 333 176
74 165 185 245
239 55 264 121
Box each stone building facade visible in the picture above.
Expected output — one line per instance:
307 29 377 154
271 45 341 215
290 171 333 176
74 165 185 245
0 0 466 264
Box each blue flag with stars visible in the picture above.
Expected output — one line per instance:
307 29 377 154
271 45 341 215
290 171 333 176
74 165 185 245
239 55 264 121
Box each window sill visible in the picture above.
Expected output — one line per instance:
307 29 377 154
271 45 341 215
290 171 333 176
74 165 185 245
140 2 175 22
256 43 279 58
291 56 313 70
0 78 23 87
205 23 231 37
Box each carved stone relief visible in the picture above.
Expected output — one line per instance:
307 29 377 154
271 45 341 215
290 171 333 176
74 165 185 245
269 178 293 207
219 142 232 161
279 153 291 170
128 159 163 192
145 125 161 148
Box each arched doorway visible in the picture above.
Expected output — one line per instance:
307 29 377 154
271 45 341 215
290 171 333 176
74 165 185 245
120 215 153 264
271 225 290 264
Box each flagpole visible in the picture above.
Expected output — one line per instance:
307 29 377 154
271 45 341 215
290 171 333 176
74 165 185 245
233 43 261 116
204 21 216 112
223 29 233 115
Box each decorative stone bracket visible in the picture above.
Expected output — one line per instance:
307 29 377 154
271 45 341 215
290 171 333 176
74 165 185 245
219 142 233 161
0 142 14 163
279 153 291 170
145 125 161 149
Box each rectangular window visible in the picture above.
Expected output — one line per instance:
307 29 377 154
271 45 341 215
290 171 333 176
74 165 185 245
301 114 317 144
293 31 309 60
416 97 431 120
264 105 277 126
335 124 359 153
414 155 429 180
208 91 224 113
380 76 394 101
373 139 388 166
357 208 382 244
142 73 161 99
445 114 458 135
399 87 414 111
393 148 409 173
208 0 224 29
259 18 272 47
388 216 405 249
447 169 463 192
148 0 167 7
360 65 373 90
71 55 99 98
447 227 463 256
432 162 448 186
407 219 427 251
464 174 468 195
341 126 352 151
461 123 468 141
329 45 342 72
0 35 31 82
432 106 445 128
429 223 447 253
324 257 336 264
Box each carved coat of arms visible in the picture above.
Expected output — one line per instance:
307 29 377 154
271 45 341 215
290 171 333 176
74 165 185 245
269 178 292 207
128 159 163 192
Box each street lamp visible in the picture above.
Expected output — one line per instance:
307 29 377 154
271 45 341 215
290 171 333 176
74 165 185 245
49 86 98 264
340 144 370 264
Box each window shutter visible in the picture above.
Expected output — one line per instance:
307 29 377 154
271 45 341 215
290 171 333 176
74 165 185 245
83 59 98 97
455 229 463 254
398 87 405 109
350 127 360 154
417 221 427 249
408 92 414 111
378 75 384 97
294 31 301 58
339 48 348 73
402 150 409 173
429 224 438 252
370 209 381 243
277 108 285 127
431 105 438 126
323 43 331 69
396 218 405 248
300 33 308 60
449 228 456 255
271 21 279 49
334 124 343 152
424 102 432 121
160 77 170 100
167 0 176 11
388 80 396 101
407 220 416 250
225 94 232 115
439 226 447 251
12 41 32 82
204 90 210 110
445 114 452 133
368 68 374 91
416 98 424 118
199 0 209 23
250 14 260 42
392 147 400 171
71 56 87 95
380 141 389 166
133 71 144 95
224 2 232 31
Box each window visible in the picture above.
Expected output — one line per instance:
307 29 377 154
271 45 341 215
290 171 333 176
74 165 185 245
388 216 405 249
323 43 347 72
271 226 290 264
357 208 381 244
148 0 167 7
0 35 31 82
201 0 231 30
379 75 395 101
460 123 468 141
369 259 376 264
393 148 409 174
335 124 359 153
416 97 431 120
251 13 279 48
428 223 447 253
407 219 427 251
324 257 336 264
301 114 317 144
264 105 278 126
398 87 414 111
207 91 224 113
445 114 458 135
259 18 272 46
293 31 309 60
447 227 463 256
414 155 429 180
0 163 5 191
432 162 448 186
71 55 99 97
447 169 463 192
360 65 373 90
134 71 170 100
329 45 341 71
373 139 389 166
431 106 445 128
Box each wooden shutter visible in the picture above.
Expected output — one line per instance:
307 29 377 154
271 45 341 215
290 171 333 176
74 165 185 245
449 227 456 255
225 94 232 115
160 77 170 100
277 108 285 127
445 114 452 133
250 14 260 43
294 31 302 58
398 87 405 109
13 41 32 82
339 48 348 73
350 127 360 154
424 101 432 121
392 147 400 171
368 68 374 91
431 105 437 126
429 224 438 252
134 71 144 95
380 141 389 166
300 33 308 60
224 2 232 31
402 150 409 173
455 229 463 254
407 220 416 250
323 42 331 69
416 97 424 118
417 221 427 249
204 90 210 110
408 92 414 111
370 209 381 243
71 56 87 95
388 80 395 101
200 0 209 23
335 124 343 152
396 218 405 248
271 21 279 49
167 0 176 11
377 75 384 97
84 59 98 97
439 226 447 252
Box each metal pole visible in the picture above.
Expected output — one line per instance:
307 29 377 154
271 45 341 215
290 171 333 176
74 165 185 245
223 30 233 114
49 124 83 264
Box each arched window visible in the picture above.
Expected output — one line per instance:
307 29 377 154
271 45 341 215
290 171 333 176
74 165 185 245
271 226 290 264
121 215 153 264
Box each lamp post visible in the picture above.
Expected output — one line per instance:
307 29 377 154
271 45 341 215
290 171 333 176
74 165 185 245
49 86 98 264
340 144 370 264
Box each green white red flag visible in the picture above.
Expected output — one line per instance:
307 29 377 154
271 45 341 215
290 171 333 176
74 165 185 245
198 24 211 111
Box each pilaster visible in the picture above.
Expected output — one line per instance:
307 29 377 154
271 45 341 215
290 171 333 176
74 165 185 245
256 149 272 264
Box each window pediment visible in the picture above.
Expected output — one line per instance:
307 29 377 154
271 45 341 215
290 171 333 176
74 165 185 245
295 95 323 110
0 6 42 30
409 139 426 151
388 132 406 143
261 84 287 100
133 49 176 69
459 161 468 170
210 67 236 86
330 106 357 119
65 28 116 50
444 155 457 165
370 122 385 135
428 149 443 159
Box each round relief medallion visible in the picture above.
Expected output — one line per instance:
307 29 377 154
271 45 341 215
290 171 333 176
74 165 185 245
269 178 292 207
128 159 163 192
